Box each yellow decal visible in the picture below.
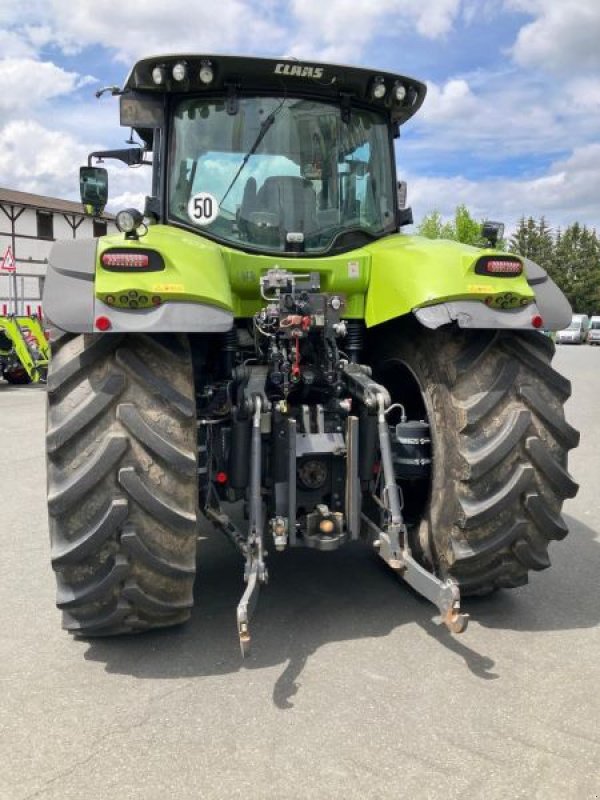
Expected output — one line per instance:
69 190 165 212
467 284 494 294
152 283 184 292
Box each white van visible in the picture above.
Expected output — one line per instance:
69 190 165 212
587 315 600 345
556 314 590 344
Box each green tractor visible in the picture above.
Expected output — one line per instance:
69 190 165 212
0 314 49 384
43 55 579 653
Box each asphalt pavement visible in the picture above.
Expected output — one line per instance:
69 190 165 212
0 345 599 800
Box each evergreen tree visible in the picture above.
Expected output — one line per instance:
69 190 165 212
555 223 600 314
508 216 553 270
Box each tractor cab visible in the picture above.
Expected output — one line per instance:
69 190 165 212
86 55 425 254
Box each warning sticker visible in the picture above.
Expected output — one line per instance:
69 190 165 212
152 283 184 293
187 192 219 226
347 260 360 279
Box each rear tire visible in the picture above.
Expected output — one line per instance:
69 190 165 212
46 333 198 635
371 322 579 595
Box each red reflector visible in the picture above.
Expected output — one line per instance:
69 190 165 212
95 316 111 331
532 315 543 329
102 252 149 268
215 471 228 485
151 296 162 306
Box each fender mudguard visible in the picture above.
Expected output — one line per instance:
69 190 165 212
413 257 571 331
43 226 234 333
364 234 570 331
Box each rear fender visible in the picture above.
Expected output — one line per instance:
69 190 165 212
413 258 571 331
364 235 570 331
43 226 234 333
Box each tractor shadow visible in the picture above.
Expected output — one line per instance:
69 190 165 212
83 513 600 709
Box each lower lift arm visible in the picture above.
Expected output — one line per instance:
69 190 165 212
343 364 468 634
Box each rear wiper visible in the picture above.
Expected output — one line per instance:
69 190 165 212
220 106 281 207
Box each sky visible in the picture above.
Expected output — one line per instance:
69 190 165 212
0 0 598 233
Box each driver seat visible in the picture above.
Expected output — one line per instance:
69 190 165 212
254 176 318 235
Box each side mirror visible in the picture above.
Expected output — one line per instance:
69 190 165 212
80 166 108 215
481 220 505 248
396 181 413 228
397 180 408 209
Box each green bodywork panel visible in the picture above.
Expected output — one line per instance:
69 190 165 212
364 234 534 327
95 225 534 326
96 226 234 311
0 316 49 382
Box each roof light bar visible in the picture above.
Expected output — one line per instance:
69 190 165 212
172 62 188 82
151 65 166 85
199 60 214 84
370 76 386 100
393 82 407 102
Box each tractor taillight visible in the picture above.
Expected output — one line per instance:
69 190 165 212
100 248 165 272
475 256 523 277
102 252 149 268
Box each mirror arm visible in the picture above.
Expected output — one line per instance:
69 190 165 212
87 148 144 167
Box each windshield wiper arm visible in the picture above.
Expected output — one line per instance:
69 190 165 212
220 112 277 207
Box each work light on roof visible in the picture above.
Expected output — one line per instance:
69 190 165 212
199 61 214 85
371 77 386 100
151 65 166 85
172 62 188 82
393 83 407 102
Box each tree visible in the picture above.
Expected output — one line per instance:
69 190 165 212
418 205 487 246
454 204 485 246
418 210 451 240
553 223 600 315
508 216 554 271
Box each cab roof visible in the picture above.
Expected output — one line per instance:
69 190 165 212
123 54 427 127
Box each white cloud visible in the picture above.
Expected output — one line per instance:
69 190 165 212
0 59 92 115
407 143 600 231
421 79 478 122
0 29 36 58
107 191 148 213
508 0 600 73
0 120 93 194
287 0 461 62
0 118 151 204
566 77 600 114
6 0 463 65
23 0 285 63
409 67 600 162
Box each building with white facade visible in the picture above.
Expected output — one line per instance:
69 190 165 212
0 188 116 314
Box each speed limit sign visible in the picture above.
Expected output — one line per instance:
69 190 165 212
187 192 219 226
